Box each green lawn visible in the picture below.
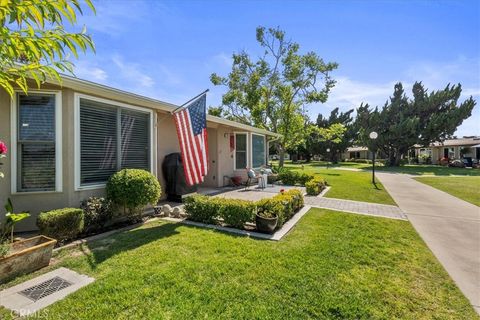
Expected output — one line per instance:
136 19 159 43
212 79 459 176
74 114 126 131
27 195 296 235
414 176 480 206
1 209 476 319
277 161 396 205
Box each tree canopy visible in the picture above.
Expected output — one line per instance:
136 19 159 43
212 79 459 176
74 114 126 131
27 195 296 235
0 0 95 96
211 26 338 166
355 82 476 166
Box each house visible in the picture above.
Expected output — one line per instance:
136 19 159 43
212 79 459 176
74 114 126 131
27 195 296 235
341 146 372 160
0 75 280 231
413 137 480 164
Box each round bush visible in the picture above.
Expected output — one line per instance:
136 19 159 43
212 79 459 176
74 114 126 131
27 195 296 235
37 208 84 242
106 169 161 220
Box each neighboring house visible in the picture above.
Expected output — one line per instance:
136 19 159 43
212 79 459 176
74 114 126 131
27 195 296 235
342 137 480 164
413 137 480 164
341 146 372 160
0 75 280 231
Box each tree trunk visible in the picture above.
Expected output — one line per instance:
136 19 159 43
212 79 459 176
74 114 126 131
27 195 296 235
278 146 285 168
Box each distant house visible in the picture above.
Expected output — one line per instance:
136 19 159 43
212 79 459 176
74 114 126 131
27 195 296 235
342 137 480 164
413 137 480 164
0 75 280 231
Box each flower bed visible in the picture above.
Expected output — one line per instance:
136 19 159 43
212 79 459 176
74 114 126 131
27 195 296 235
183 189 304 233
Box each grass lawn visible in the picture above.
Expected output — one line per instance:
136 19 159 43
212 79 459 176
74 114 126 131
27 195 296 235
2 209 476 319
414 176 480 206
276 161 396 205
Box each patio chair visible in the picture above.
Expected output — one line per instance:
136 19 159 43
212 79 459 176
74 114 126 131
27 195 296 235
245 168 265 190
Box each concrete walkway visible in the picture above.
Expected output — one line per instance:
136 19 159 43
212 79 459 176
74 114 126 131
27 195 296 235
377 172 480 314
304 196 407 220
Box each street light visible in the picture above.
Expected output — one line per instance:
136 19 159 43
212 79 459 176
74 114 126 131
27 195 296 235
326 148 330 169
369 131 378 184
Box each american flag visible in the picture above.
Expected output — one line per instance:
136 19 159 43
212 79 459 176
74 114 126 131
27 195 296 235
173 93 208 186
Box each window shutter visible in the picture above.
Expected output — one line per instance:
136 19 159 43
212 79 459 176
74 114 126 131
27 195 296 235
80 99 118 185
120 109 150 170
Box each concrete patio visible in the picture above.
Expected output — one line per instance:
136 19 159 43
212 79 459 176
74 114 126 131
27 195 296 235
198 185 306 201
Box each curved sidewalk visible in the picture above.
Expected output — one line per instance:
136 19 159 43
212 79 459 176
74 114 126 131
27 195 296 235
377 172 480 314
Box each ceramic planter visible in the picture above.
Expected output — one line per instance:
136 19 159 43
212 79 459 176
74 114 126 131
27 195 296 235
0 235 57 283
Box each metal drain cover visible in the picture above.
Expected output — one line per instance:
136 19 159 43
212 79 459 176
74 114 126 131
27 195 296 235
19 276 73 302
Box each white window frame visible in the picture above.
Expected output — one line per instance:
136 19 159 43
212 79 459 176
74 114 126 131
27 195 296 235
74 93 155 191
233 132 249 170
10 90 63 194
250 133 266 169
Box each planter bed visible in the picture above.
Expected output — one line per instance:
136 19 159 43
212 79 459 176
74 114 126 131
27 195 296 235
0 235 56 283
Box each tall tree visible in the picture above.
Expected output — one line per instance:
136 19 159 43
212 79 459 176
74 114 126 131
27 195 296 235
306 107 355 162
0 0 95 96
355 82 476 166
211 26 338 167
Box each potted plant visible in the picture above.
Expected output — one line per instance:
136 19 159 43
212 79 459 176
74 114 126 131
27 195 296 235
0 199 56 282
256 209 278 234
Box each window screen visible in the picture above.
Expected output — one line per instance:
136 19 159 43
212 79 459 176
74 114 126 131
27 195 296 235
251 135 265 168
17 94 56 191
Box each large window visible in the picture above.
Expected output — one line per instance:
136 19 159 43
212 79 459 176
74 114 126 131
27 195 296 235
78 97 151 187
15 93 61 192
251 134 266 168
235 133 247 170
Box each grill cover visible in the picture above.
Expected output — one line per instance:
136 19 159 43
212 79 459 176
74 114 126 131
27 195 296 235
162 153 196 201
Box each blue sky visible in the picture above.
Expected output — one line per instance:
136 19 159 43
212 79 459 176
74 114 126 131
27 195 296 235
72 0 479 136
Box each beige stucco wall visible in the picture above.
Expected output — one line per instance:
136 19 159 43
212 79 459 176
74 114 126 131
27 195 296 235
1 84 267 231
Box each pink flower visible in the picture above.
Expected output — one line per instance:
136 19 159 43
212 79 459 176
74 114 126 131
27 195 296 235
0 141 7 155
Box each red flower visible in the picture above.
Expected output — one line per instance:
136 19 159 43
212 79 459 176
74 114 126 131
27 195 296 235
280 189 285 193
0 141 7 155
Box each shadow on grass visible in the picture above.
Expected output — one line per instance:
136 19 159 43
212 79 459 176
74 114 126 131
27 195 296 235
84 222 182 268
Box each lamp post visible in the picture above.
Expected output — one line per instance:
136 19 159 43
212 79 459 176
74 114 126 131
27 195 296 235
326 148 330 169
369 131 378 184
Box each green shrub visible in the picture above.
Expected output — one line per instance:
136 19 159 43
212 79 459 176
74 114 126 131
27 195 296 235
218 199 256 228
256 189 305 228
106 169 161 221
297 172 315 185
278 170 314 186
305 177 326 196
184 195 255 228
184 195 219 224
0 242 9 257
80 197 113 233
37 208 84 242
353 159 372 164
278 170 299 185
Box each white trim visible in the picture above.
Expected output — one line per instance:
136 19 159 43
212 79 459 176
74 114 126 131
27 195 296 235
74 93 155 191
250 133 266 169
10 90 63 194
233 132 249 170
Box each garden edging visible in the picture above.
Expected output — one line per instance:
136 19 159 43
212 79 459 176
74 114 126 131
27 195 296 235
161 205 312 241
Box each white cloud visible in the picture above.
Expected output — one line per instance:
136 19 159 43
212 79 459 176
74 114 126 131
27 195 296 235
73 60 108 82
111 54 154 88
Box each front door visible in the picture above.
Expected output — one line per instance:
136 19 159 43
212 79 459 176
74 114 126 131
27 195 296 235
201 127 217 187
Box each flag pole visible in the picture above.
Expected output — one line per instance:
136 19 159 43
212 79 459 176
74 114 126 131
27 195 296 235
171 89 209 114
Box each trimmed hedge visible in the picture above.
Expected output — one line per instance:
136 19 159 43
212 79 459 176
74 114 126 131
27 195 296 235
184 189 304 230
184 195 255 228
305 177 327 196
37 208 84 242
278 170 315 186
106 169 161 221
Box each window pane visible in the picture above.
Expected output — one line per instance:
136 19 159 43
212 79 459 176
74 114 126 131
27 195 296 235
20 144 55 191
235 134 247 169
236 134 246 151
252 135 265 168
236 152 247 169
80 99 118 185
121 109 150 170
19 94 55 141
